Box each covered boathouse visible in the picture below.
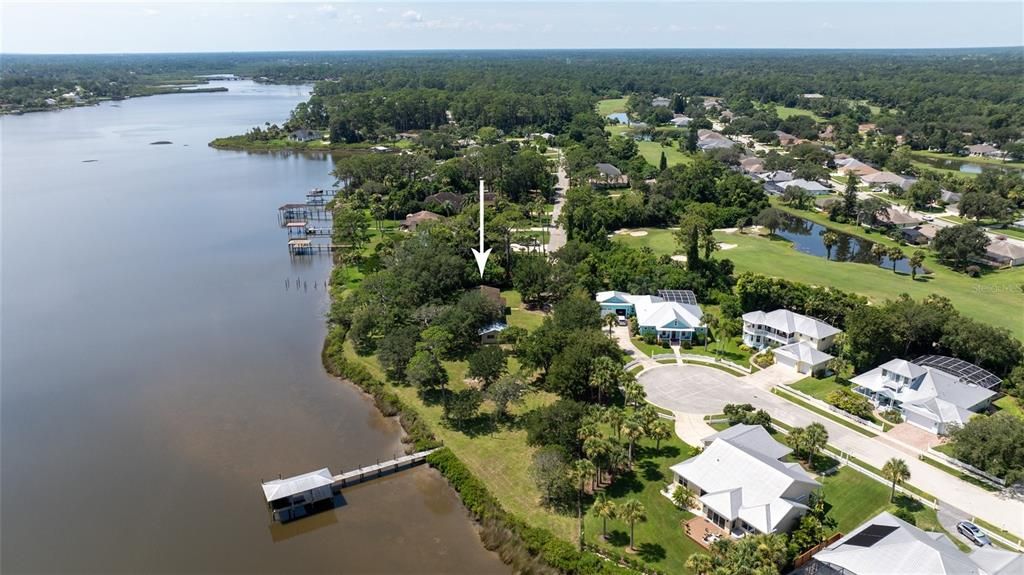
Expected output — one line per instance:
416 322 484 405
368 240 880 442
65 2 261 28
261 468 335 522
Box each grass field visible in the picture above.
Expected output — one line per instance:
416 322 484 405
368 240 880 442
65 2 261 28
342 340 576 540
597 97 629 117
615 225 1024 339
632 337 671 357
774 105 825 122
501 289 547 331
583 435 704 575
636 141 694 169
773 386 880 437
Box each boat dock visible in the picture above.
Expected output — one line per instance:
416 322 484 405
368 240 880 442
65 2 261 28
287 239 351 255
261 449 438 522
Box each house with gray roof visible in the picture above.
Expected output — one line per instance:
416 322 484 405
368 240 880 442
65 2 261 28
651 96 671 108
779 179 832 196
596 291 705 343
850 358 996 435
670 428 819 536
803 511 1021 575
984 238 1024 267
742 309 841 375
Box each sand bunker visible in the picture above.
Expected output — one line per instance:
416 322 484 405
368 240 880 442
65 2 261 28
629 231 648 237
719 243 737 251
670 255 687 262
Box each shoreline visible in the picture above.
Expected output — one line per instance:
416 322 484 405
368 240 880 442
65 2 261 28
1 86 230 116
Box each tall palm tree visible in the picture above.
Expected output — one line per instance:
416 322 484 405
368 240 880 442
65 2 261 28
685 553 714 575
888 246 905 273
623 380 645 408
604 407 625 441
822 231 839 261
802 423 828 466
619 499 647 551
882 458 911 502
603 313 618 335
909 249 926 280
589 356 619 404
593 494 617 541
649 419 673 452
569 459 596 549
583 436 610 485
621 417 645 467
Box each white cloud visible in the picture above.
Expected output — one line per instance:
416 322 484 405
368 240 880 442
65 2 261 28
402 10 423 23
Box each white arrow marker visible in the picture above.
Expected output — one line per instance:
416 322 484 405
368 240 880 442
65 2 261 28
471 179 491 278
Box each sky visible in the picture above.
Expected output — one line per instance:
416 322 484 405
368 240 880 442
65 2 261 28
2 1 1022 54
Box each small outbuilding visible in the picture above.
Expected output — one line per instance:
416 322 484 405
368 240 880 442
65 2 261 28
262 468 335 521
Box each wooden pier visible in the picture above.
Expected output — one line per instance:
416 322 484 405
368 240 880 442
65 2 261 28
330 449 438 488
278 203 331 222
261 449 438 522
287 239 350 255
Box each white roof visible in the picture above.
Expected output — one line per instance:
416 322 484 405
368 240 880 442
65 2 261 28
636 300 703 331
701 424 792 460
670 437 818 534
773 341 833 367
814 511 1021 575
261 468 334 502
862 171 909 185
851 359 996 419
741 309 841 340
987 239 1024 260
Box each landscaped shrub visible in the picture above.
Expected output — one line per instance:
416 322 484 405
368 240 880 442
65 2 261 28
680 340 692 349
881 409 903 424
753 352 775 368
825 388 874 419
642 334 656 345
659 340 670 349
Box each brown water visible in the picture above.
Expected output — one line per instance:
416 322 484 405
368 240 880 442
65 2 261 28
1 81 506 574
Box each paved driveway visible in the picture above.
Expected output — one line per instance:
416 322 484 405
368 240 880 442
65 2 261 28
639 364 776 414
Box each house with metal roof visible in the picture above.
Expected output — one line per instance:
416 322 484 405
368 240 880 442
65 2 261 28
742 309 842 375
850 358 997 435
262 468 335 521
803 511 1022 575
596 290 704 343
670 428 819 536
984 238 1024 267
779 179 832 195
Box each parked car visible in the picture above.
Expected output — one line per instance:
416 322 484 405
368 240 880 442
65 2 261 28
922 215 935 222
957 521 992 546
617 317 628 326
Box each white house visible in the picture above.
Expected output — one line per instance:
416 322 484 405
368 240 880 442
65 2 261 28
596 290 705 343
651 96 671 108
670 426 819 536
742 309 841 374
850 358 997 435
807 511 1022 575
862 171 914 190
779 179 832 195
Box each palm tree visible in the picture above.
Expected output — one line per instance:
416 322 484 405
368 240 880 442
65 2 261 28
603 313 618 335
583 436 610 485
649 419 673 451
570 459 596 549
593 495 617 541
909 249 926 280
623 380 645 408
822 231 839 261
685 553 715 575
882 458 911 502
888 246 905 272
671 484 694 510
589 356 619 404
702 314 719 351
619 499 647 551
803 423 828 466
604 407 625 441
870 242 888 264
621 417 645 467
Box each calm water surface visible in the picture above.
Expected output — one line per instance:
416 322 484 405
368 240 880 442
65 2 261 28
1 81 505 574
777 214 914 273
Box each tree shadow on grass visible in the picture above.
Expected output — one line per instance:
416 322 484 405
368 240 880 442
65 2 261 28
638 444 681 461
447 414 497 437
637 542 666 563
638 459 664 483
604 470 644 497
604 529 630 547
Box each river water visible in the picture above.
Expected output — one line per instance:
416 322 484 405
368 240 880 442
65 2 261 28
1 81 505 574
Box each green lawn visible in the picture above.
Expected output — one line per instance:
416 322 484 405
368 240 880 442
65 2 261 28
583 435 704 575
774 105 824 122
636 141 694 169
597 97 629 117
790 376 848 401
989 226 1024 242
614 223 1024 339
342 340 575 540
501 289 546 331
632 336 671 357
684 338 753 365
994 395 1024 420
772 387 880 437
